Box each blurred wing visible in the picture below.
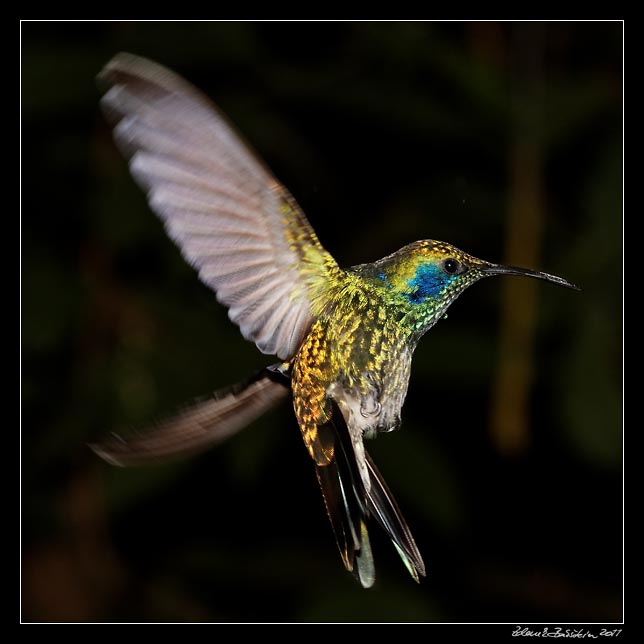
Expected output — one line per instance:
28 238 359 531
99 53 339 360
89 367 290 467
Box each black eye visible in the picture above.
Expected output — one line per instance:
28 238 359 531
443 258 459 274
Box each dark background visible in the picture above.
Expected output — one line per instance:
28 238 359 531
21 21 622 623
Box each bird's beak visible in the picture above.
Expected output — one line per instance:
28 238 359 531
481 263 580 291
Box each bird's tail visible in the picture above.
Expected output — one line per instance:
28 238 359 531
90 365 290 466
315 402 426 588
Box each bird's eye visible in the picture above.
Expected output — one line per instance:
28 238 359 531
443 258 460 274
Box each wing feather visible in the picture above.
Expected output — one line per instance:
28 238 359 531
99 52 339 359
89 367 290 467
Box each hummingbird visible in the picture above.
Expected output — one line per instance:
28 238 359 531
92 53 579 588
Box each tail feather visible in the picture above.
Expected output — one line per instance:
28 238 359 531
355 518 376 589
315 461 376 589
315 415 376 588
89 366 289 466
315 401 424 587
364 452 426 581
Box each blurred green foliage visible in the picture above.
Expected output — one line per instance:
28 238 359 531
21 21 621 622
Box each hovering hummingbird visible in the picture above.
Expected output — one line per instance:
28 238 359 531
92 53 579 588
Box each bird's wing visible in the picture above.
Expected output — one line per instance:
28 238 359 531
99 53 339 360
89 367 290 466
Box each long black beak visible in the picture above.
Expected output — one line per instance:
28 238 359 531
482 263 580 291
